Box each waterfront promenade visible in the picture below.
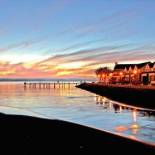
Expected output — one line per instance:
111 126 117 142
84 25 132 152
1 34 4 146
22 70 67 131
77 83 155 109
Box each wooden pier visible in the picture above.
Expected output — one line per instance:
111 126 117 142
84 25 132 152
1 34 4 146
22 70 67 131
24 81 80 89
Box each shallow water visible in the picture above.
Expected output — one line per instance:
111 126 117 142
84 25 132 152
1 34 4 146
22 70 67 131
0 82 155 145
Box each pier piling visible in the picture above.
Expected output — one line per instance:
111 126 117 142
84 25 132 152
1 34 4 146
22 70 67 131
24 81 79 90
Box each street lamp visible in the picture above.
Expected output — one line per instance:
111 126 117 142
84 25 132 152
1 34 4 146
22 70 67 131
109 73 113 77
133 70 137 74
102 74 105 83
120 72 123 83
133 70 138 83
108 73 113 84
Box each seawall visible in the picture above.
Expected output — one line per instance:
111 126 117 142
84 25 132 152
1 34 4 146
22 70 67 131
76 83 155 109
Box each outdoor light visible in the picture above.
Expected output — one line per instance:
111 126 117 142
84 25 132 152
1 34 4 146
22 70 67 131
120 72 123 76
133 70 137 74
109 73 113 76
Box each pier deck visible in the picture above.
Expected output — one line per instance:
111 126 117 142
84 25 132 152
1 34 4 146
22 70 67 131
24 81 79 89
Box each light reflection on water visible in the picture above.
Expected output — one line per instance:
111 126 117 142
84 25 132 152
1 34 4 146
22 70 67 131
0 82 155 145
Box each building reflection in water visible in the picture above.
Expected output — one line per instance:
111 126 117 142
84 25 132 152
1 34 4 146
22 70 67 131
95 95 155 117
95 95 123 113
95 95 155 135
133 110 137 122
130 110 140 135
95 96 112 109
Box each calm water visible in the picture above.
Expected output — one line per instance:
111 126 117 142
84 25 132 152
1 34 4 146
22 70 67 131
0 82 155 145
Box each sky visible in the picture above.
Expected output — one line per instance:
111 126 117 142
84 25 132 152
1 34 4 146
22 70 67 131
0 0 155 79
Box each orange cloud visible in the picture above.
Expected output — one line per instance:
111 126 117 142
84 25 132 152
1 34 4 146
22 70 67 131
0 42 155 79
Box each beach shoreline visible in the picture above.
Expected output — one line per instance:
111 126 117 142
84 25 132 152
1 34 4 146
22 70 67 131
0 113 155 154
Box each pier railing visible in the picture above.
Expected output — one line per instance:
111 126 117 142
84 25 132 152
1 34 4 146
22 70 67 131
24 81 80 89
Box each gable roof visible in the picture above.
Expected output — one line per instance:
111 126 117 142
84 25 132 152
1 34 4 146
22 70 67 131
114 64 135 70
136 62 151 69
149 62 155 68
114 62 151 70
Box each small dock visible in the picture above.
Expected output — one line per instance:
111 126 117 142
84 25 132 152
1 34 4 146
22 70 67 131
24 81 80 89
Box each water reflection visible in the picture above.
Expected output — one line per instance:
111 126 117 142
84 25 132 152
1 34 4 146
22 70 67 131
130 110 140 135
95 96 127 113
95 95 155 137
95 95 155 117
0 83 155 145
95 96 112 110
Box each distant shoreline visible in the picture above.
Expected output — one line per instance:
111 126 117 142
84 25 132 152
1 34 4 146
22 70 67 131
0 78 95 82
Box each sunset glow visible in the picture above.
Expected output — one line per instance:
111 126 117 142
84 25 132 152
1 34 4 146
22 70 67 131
0 0 155 79
56 61 88 70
